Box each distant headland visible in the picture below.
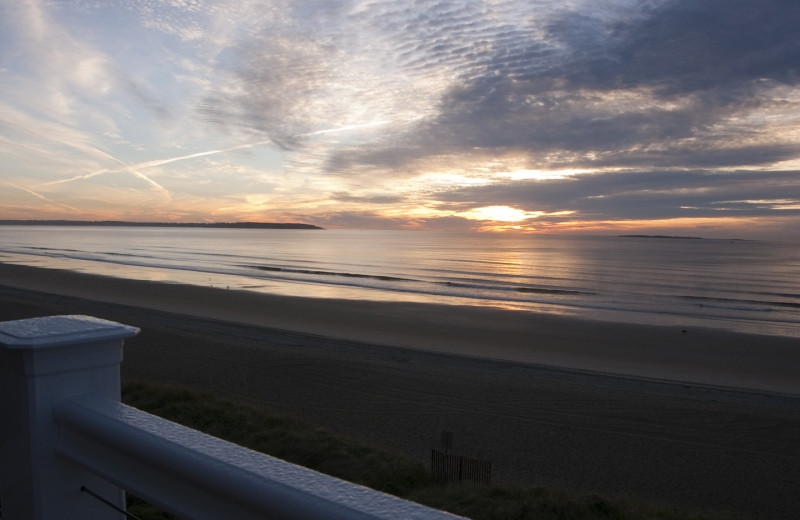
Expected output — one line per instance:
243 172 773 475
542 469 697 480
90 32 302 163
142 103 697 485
0 220 324 230
618 234 703 240
618 234 750 242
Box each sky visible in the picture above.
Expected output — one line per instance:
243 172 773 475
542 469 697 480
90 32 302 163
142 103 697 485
1 0 799 238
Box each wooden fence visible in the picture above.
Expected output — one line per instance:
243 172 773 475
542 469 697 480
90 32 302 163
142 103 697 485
431 449 492 486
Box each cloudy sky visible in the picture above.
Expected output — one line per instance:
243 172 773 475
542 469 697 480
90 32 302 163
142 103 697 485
2 0 799 237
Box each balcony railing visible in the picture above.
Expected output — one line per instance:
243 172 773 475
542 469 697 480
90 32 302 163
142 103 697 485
0 315 461 519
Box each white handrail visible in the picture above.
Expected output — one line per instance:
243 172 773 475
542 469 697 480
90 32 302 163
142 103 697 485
0 315 461 520
55 394 457 520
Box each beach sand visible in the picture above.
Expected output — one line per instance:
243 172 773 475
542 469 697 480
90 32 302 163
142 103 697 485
2 262 800 517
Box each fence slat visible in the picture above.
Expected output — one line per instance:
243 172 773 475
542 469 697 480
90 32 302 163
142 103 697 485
431 449 491 486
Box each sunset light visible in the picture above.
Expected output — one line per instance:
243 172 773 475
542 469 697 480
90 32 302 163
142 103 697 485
465 206 530 222
1 0 799 239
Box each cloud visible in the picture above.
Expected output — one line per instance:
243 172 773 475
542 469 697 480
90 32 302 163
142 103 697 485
329 0 800 173
197 0 485 149
565 0 800 95
196 1 355 147
331 192 406 205
432 169 800 221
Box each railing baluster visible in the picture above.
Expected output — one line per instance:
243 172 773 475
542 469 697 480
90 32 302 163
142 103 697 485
81 487 143 520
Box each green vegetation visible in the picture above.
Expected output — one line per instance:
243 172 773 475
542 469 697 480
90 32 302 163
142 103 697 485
121 381 757 520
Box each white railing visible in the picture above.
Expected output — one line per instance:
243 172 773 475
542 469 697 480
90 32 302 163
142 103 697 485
0 315 461 520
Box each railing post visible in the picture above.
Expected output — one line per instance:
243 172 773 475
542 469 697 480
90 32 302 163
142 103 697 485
0 315 139 519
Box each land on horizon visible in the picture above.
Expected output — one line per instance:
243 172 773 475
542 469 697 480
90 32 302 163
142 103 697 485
0 220 323 230
618 234 703 240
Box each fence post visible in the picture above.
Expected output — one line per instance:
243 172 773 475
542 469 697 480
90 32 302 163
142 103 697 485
0 315 139 519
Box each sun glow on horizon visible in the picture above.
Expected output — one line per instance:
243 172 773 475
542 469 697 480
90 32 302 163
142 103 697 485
457 206 578 232
465 205 529 222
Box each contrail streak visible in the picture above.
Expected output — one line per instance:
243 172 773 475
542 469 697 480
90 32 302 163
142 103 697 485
88 148 171 198
134 140 275 169
1 180 80 212
39 140 275 188
304 120 392 136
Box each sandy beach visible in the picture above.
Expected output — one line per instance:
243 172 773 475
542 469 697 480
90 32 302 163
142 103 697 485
2 262 800 517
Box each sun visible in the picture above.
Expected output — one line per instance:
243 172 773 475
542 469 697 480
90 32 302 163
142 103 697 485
467 206 529 222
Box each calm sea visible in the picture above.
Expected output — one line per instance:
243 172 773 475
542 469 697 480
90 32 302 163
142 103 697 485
1 226 798 338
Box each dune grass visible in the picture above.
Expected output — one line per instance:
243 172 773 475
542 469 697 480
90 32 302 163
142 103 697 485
120 380 758 520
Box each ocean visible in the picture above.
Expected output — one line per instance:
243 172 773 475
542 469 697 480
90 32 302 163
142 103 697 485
1 225 798 338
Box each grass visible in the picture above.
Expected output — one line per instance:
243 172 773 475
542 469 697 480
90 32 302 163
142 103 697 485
120 380 758 520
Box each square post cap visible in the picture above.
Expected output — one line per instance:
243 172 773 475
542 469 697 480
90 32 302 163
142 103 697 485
0 315 139 349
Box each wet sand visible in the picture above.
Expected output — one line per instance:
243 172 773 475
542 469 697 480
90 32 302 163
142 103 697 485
2 263 800 517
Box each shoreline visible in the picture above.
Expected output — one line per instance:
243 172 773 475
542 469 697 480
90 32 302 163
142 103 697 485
2 262 799 395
